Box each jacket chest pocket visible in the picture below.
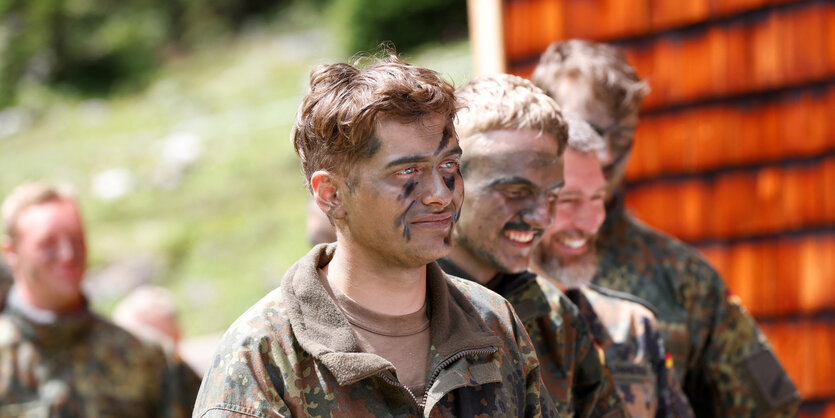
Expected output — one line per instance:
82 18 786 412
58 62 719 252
608 361 658 416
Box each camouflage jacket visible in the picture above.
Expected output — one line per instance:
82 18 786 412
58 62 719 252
561 284 694 418
437 259 624 418
0 289 173 417
594 194 800 416
193 244 558 418
0 262 12 312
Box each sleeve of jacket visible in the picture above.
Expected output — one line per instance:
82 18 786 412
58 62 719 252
570 311 627 418
192 328 293 418
682 259 800 417
503 300 561 418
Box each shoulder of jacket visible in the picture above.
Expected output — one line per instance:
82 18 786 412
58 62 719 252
586 284 659 317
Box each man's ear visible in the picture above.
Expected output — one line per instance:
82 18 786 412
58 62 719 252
311 170 347 221
1 236 17 271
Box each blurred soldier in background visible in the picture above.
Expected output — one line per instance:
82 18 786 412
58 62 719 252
113 285 202 417
532 39 800 416
531 113 694 417
194 54 558 417
0 182 175 417
438 73 625 417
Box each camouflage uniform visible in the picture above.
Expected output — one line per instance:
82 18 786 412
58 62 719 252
594 193 800 416
560 283 694 417
193 244 558 418
437 259 625 418
0 261 12 312
0 289 174 417
164 356 202 418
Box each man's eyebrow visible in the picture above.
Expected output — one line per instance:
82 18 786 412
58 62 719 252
549 180 565 191
440 146 463 158
384 146 462 169
384 154 431 169
486 176 534 188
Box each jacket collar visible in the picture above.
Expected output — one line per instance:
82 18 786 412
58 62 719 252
5 287 93 349
436 258 550 323
282 243 500 386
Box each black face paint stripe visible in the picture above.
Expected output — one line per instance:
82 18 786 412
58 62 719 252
434 128 451 156
399 180 418 201
397 200 417 241
443 175 455 193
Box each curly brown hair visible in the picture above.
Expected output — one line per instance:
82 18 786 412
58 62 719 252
291 52 458 191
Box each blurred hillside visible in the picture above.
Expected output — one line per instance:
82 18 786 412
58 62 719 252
0 4 472 336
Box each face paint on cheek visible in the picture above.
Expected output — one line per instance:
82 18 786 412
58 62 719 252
442 175 455 193
444 203 460 246
399 180 418 200
395 200 417 241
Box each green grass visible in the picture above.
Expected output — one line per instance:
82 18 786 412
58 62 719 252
0 19 472 336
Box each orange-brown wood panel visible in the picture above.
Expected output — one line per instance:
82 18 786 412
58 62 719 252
617 2 835 110
783 3 829 84
649 0 709 30
625 87 835 180
626 161 832 241
562 0 609 41
708 0 765 18
764 319 835 399
698 236 835 316
825 158 835 224
828 4 835 73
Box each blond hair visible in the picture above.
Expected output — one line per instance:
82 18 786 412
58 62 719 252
531 39 649 120
291 51 458 191
454 73 567 159
564 112 606 155
2 182 75 239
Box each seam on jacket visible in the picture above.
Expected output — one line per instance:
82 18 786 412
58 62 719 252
198 403 264 418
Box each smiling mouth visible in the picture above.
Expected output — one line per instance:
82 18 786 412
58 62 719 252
504 229 537 244
411 214 453 229
559 236 587 249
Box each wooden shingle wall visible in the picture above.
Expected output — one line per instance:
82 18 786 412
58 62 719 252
501 0 835 415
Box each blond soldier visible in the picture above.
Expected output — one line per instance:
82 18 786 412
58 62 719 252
0 183 173 417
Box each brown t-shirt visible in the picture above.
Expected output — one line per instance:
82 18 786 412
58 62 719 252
318 269 431 400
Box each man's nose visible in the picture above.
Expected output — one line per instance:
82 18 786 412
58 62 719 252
522 194 553 230
421 172 454 208
55 237 76 261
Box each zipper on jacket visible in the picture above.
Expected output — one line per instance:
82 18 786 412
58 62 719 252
376 371 422 412
418 346 498 410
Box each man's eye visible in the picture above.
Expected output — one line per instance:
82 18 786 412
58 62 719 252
440 160 458 170
504 189 528 199
397 167 417 175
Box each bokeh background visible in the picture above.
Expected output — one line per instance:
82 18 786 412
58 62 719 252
1 0 833 415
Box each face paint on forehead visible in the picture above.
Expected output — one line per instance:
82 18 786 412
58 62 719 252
434 125 454 156
364 136 382 159
466 150 561 176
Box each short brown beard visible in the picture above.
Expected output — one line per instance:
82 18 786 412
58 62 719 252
531 245 597 289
